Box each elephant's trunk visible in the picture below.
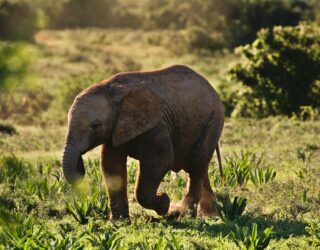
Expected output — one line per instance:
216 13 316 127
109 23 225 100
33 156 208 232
62 143 85 184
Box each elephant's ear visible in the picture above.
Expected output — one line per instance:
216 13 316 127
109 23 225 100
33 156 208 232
110 82 165 147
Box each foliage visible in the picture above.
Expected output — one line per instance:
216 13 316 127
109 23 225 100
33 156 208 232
230 223 273 250
0 209 45 248
183 27 223 53
215 194 247 222
306 218 320 247
53 0 115 28
211 152 277 188
66 194 94 224
0 0 39 41
86 231 124 249
250 167 276 187
0 42 32 90
144 0 313 48
230 24 320 116
0 154 29 184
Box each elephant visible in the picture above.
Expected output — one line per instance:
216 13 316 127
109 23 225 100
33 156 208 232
62 65 224 220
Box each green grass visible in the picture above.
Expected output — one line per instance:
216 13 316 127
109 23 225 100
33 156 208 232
0 118 319 249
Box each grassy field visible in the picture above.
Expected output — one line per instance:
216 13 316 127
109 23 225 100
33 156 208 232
0 29 320 249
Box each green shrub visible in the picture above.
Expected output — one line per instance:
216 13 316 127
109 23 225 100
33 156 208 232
0 0 39 41
230 24 320 116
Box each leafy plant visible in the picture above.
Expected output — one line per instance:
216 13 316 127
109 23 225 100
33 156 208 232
66 194 94 224
250 167 276 187
26 177 65 200
224 152 255 186
215 194 247 222
230 223 273 250
86 231 124 250
0 209 45 248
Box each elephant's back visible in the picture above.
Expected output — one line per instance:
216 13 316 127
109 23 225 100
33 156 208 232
149 65 224 163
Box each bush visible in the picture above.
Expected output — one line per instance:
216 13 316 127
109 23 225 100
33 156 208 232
144 0 313 48
0 42 31 90
53 0 116 28
183 27 223 53
0 0 39 41
230 24 320 116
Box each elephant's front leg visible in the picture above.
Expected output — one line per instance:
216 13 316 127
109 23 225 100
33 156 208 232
101 145 129 220
135 158 171 215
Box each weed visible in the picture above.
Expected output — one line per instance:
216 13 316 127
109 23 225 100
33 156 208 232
215 194 247 222
225 153 252 186
86 231 124 250
230 223 273 250
66 194 94 224
250 167 276 187
26 177 65 200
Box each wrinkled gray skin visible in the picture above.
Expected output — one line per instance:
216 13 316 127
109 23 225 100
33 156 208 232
62 65 224 220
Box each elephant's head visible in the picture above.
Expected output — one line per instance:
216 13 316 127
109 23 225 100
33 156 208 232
62 82 165 184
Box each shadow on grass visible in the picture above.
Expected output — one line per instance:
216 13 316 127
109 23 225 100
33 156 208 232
163 214 308 239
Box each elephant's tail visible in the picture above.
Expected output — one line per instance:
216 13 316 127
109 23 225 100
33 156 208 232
216 143 224 184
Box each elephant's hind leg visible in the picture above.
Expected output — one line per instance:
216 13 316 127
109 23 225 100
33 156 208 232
169 117 222 218
197 174 219 217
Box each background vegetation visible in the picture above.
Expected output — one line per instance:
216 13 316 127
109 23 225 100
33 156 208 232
0 0 319 249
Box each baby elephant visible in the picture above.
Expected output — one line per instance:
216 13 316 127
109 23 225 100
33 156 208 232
62 65 224 220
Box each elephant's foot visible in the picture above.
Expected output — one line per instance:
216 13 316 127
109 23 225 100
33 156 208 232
167 198 197 219
197 191 219 218
197 201 219 217
109 202 130 221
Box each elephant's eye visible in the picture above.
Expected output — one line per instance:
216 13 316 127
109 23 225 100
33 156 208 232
90 122 101 130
